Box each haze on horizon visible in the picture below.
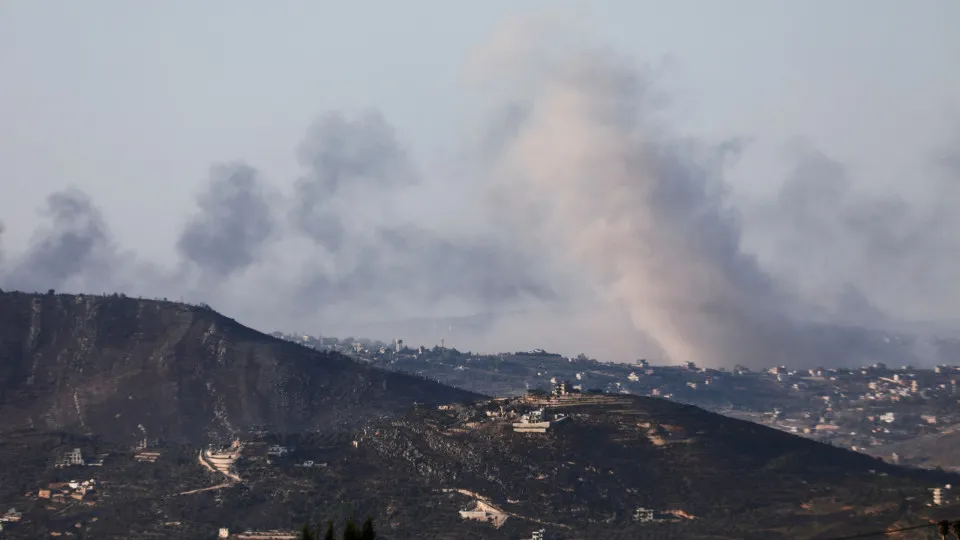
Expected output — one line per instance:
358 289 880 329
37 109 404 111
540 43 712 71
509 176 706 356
2 1 959 368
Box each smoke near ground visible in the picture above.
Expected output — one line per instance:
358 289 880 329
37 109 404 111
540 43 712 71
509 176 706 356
1 16 957 367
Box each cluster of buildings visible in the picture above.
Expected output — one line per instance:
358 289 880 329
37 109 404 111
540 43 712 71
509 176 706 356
32 478 100 508
346 337 960 454
54 447 105 468
511 408 570 434
715 362 960 451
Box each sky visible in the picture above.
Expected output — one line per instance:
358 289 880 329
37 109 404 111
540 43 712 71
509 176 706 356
1 1 959 367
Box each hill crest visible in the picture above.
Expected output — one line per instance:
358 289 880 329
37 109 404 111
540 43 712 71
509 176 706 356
0 290 481 443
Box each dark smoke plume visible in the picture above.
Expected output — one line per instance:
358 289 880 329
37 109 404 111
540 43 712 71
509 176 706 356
177 163 277 278
3 188 114 292
291 110 417 252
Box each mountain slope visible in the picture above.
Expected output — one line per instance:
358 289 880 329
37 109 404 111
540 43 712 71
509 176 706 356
868 424 960 471
354 393 957 538
0 291 481 443
2 393 956 539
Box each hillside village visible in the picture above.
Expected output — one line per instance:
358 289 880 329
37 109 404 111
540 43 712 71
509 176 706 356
273 332 960 467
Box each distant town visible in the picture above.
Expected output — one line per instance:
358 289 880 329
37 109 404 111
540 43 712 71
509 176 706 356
272 331 960 468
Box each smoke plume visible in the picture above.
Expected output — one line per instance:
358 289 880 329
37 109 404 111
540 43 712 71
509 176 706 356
1 16 957 367
469 30 812 366
291 110 417 252
282 108 554 322
2 189 117 292
752 144 960 329
178 163 277 279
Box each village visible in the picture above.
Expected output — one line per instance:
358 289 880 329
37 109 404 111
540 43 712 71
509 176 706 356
272 332 960 462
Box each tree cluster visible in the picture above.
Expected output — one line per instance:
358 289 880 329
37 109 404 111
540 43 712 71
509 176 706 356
301 517 375 540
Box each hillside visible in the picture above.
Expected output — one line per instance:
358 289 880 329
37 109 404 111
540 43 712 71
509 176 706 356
869 425 960 471
0 291 481 444
1 290 958 538
1 394 957 539
353 394 959 538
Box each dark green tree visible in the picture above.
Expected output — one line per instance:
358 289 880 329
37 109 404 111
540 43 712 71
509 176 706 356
323 520 335 540
360 517 376 540
301 523 315 540
343 518 361 540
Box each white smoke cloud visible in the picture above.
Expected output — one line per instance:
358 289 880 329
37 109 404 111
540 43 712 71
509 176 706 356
465 19 807 367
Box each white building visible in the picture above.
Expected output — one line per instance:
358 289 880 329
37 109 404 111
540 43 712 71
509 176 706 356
56 448 84 467
634 507 655 522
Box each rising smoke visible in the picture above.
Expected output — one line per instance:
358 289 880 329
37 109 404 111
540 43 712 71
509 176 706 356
751 143 960 330
470 27 816 367
0 17 957 367
178 162 278 279
2 189 117 293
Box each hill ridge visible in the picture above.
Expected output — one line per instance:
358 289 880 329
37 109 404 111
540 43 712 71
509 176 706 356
0 290 481 444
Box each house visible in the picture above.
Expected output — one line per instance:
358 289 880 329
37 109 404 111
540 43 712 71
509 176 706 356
634 507 655 522
0 508 22 523
134 451 161 463
553 380 575 396
933 487 946 506
266 445 288 457
56 448 84 468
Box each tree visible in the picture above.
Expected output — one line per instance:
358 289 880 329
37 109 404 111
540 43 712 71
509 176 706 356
343 518 360 540
301 523 315 540
323 521 335 540
360 517 376 540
